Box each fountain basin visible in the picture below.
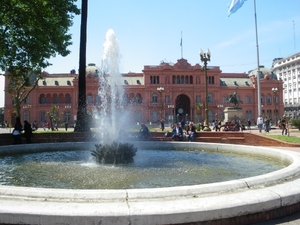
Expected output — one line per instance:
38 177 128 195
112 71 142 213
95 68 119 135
1 142 300 225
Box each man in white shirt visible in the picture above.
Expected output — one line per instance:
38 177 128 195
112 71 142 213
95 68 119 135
256 115 264 133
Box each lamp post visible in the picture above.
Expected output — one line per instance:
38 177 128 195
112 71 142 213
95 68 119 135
272 87 278 125
22 104 32 121
65 105 72 122
217 104 224 121
200 49 211 131
157 87 164 120
168 104 174 125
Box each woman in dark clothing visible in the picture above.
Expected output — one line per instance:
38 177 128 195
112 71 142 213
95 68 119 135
13 116 23 144
23 120 33 143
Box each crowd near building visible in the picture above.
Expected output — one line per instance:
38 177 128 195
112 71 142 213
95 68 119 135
3 52 300 128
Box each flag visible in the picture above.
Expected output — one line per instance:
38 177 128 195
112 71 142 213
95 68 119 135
228 0 247 17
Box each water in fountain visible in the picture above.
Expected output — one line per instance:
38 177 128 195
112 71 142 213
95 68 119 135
92 29 137 163
95 29 126 144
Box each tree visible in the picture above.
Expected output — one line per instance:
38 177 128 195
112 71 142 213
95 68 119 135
47 105 61 131
0 0 80 117
291 119 300 130
74 0 90 132
195 103 203 122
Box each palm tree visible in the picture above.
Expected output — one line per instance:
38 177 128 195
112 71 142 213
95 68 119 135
195 103 203 122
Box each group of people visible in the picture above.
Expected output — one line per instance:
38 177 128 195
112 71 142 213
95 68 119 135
171 121 197 142
12 117 33 144
138 120 197 142
257 114 289 135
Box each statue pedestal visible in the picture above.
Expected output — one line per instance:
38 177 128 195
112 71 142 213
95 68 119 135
223 107 243 123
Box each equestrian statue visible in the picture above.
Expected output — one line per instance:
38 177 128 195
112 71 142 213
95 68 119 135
227 87 243 107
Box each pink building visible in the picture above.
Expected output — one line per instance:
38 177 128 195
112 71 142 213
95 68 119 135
4 58 284 127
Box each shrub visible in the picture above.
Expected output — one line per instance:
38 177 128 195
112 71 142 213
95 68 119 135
291 119 300 130
91 141 137 164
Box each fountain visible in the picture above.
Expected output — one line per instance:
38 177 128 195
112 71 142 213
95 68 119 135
1 142 300 224
1 30 300 224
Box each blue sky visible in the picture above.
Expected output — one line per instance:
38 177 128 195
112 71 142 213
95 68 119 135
1 0 300 107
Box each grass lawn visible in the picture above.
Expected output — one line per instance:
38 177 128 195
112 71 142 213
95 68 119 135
266 135 300 144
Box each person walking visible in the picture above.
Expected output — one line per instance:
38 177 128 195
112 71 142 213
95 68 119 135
264 116 270 133
23 120 33 143
12 116 23 144
160 119 165 131
256 115 264 133
65 121 68 131
281 115 288 135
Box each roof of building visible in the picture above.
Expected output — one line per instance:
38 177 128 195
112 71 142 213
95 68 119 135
122 76 144 85
38 77 73 87
220 78 252 87
86 63 100 77
248 66 278 80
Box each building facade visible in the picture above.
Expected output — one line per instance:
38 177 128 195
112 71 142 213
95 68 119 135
272 52 300 119
4 58 284 127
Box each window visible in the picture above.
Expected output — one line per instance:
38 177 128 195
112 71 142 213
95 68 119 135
39 94 46 104
165 95 170 103
208 76 215 84
23 111 29 121
150 76 159 84
136 93 142 103
87 94 93 104
222 96 228 104
246 111 252 120
152 93 158 103
53 94 59 104
196 95 201 103
95 95 101 105
261 94 265 104
122 94 128 104
39 111 46 122
266 94 271 105
65 94 71 104
24 97 30 104
208 93 213 103
245 96 252 104
64 112 71 122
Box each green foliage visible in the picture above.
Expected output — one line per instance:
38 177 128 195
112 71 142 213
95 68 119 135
195 103 203 122
0 0 80 117
267 135 300 144
91 142 138 164
47 105 61 131
291 119 300 130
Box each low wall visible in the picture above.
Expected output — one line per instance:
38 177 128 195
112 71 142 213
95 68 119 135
1 131 299 147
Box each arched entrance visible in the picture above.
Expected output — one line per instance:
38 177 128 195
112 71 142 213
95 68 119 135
175 94 190 123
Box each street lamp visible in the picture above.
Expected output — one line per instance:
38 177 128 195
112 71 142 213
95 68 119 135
168 104 174 125
65 105 72 122
199 49 211 131
157 87 164 119
217 104 224 121
22 104 32 121
272 87 278 125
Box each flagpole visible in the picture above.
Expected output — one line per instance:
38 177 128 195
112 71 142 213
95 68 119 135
254 0 261 117
181 31 183 58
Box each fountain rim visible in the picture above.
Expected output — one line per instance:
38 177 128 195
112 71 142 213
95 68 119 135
1 142 300 224
0 141 299 202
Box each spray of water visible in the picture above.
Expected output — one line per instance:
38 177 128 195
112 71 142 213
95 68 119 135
95 29 128 143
